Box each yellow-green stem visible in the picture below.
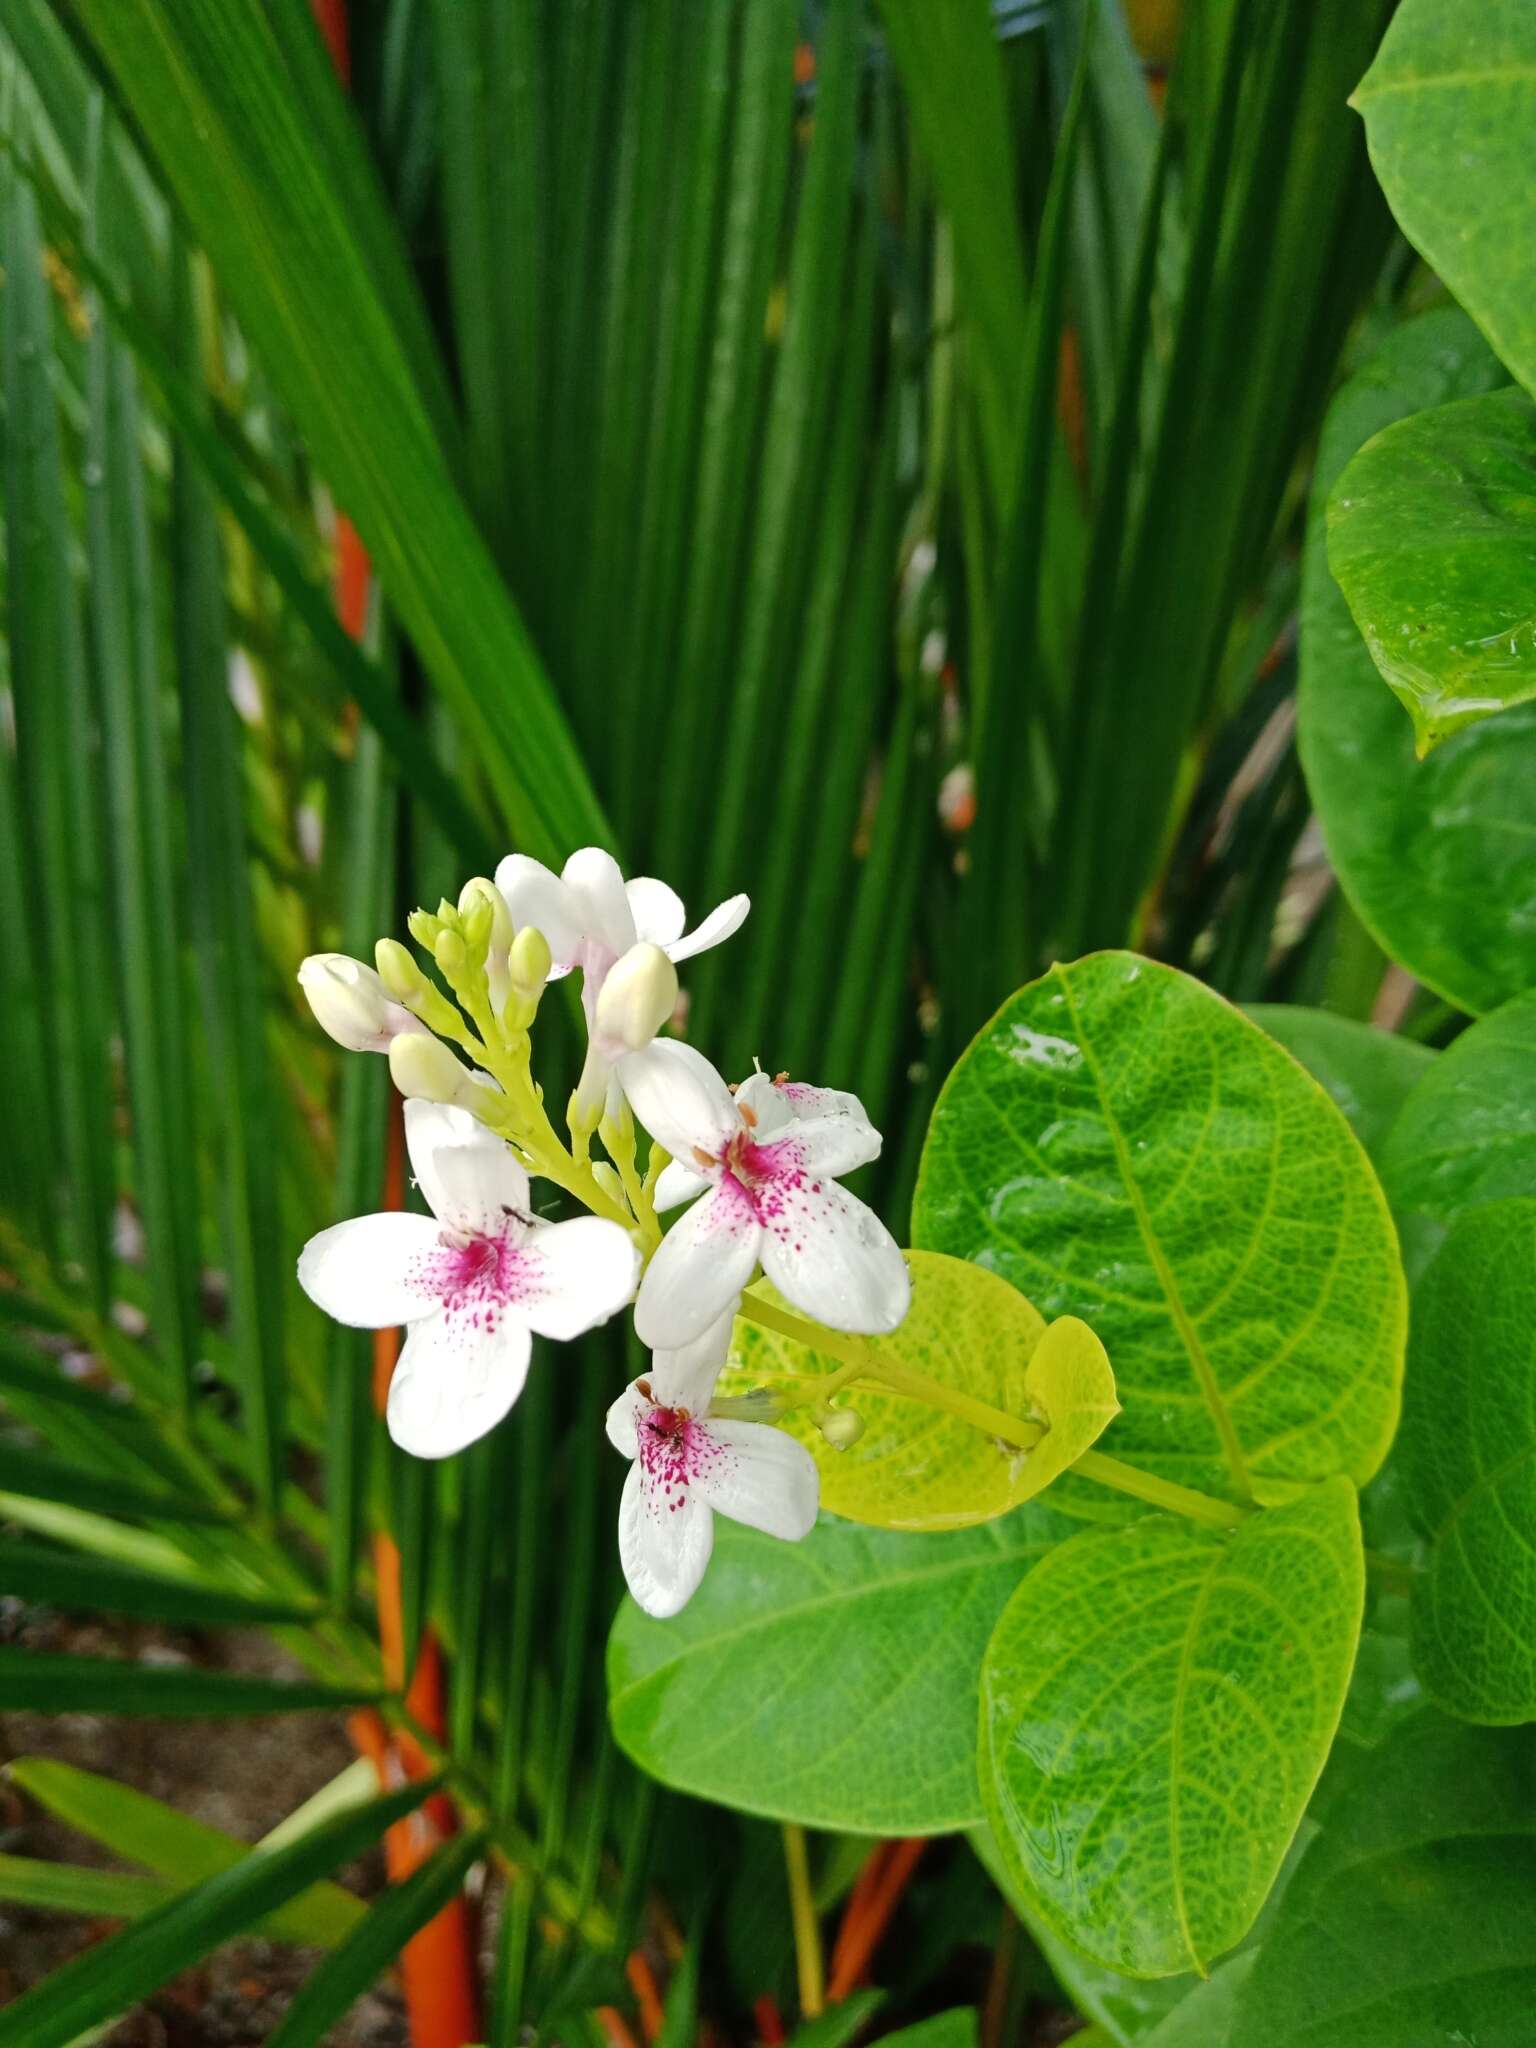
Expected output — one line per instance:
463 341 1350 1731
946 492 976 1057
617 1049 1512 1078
782 1823 825 2019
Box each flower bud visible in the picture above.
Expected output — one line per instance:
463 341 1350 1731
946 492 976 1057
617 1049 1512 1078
375 938 426 1004
434 927 469 981
594 944 679 1056
590 1162 626 1210
509 924 553 995
407 907 442 952
458 876 512 951
818 1406 865 1451
298 953 422 1055
388 1031 473 1105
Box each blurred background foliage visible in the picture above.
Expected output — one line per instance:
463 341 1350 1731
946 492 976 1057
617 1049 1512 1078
0 0 1474 2040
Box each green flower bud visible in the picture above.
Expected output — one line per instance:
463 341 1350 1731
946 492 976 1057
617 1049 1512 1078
818 1406 865 1451
590 1162 626 1210
434 927 469 980
374 937 426 1003
407 907 441 951
510 923 553 995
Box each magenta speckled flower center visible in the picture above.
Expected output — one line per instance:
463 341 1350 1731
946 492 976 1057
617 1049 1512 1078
409 1228 532 1336
636 1402 729 1514
717 1130 822 1223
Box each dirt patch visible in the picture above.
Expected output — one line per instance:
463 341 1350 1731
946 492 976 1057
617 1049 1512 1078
0 1606 408 2045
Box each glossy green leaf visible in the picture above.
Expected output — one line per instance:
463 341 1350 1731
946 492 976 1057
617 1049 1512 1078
608 1505 1074 1835
1379 987 1536 1229
979 1479 1364 1975
725 1255 1051 1531
971 1827 1190 2042
1396 1200 1536 1723
879 2014 979 2048
0 1542 317 1626
1297 309 1536 1015
0 1778 432 2048
265 1831 486 2048
1138 1958 1259 2048
1328 388 1536 748
1244 1006 1434 1165
1229 1711 1536 2046
71 0 611 862
914 954 1405 1503
1354 0 1536 401
0 1651 376 1718
785 1991 886 2047
10 1758 365 1949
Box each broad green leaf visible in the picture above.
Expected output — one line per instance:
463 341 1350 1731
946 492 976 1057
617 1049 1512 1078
71 0 611 863
608 1505 1073 1835
0 1541 318 1626
1297 309 1536 1015
727 1261 1043 1530
1244 1006 1434 1165
979 1479 1364 1976
1396 1200 1536 1723
785 1992 886 2047
878 2014 979 2048
1354 0 1536 401
0 1651 376 1718
971 1828 1190 2042
1328 388 1536 748
1229 1711 1536 2046
8 1758 367 1949
0 1779 433 2048
1138 1958 1259 2048
265 1832 486 2048
1379 987 1536 1229
914 955 1404 1503
725 1256 1110 1531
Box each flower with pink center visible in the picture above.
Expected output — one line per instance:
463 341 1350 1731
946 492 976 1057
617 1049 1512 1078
495 849 748 1108
617 1042 911 1349
607 1321 818 1617
297 1101 640 1458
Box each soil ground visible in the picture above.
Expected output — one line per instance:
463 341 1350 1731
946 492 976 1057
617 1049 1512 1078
0 1605 408 2045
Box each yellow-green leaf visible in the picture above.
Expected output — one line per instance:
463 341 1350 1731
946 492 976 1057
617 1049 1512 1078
1015 1316 1120 1504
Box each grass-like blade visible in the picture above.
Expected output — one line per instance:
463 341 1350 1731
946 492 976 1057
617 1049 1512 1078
0 1650 377 1717
0 1540 319 1626
264 1830 486 2048
0 1776 436 2048
0 1855 173 1922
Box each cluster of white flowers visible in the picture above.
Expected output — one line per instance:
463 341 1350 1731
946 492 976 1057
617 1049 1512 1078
297 849 910 1617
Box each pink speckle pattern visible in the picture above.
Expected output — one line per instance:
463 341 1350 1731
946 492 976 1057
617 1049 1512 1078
406 1226 545 1340
636 1401 732 1518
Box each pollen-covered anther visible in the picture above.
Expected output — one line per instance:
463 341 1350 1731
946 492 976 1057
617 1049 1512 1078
692 1145 716 1170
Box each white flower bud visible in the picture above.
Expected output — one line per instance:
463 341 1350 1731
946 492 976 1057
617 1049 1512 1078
594 944 679 1056
388 1031 474 1104
298 954 423 1054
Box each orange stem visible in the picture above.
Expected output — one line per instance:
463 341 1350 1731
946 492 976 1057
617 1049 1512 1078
625 1952 667 2044
825 1839 928 2004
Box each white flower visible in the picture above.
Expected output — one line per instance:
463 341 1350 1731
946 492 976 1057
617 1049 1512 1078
607 1331 818 1619
298 954 426 1055
495 847 747 1012
619 1044 911 1348
297 1101 640 1459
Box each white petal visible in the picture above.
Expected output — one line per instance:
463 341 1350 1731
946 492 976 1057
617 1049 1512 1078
606 1380 645 1459
616 1460 715 1618
405 1099 530 1234
496 854 584 969
664 893 750 965
648 1311 737 1412
386 1312 533 1459
757 1178 911 1335
562 847 638 956
618 1039 737 1160
733 1071 795 1142
789 1111 882 1179
692 1420 819 1541
634 1184 761 1348
515 1216 640 1340
653 1158 711 1212
625 876 686 948
298 1213 444 1327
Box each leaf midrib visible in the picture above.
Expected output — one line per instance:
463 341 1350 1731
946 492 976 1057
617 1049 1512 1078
1054 966 1253 1500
